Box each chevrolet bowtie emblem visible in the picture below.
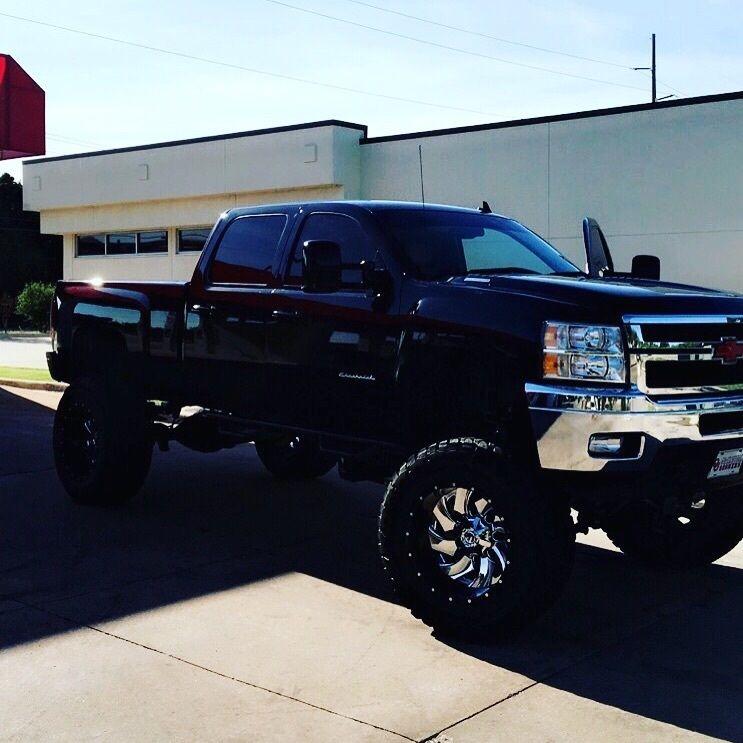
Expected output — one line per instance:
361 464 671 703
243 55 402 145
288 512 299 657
712 338 743 365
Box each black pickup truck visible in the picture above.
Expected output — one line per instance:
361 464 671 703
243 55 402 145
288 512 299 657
48 200 743 638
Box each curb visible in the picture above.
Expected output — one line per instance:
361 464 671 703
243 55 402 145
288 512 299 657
0 378 67 392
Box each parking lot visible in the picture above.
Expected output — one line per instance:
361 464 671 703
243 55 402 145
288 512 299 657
0 384 740 742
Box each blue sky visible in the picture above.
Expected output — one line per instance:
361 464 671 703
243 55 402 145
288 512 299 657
2 0 742 182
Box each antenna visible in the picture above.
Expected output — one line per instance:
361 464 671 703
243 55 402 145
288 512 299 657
418 144 426 206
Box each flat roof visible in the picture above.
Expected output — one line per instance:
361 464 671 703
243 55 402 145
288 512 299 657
25 119 368 165
360 89 743 144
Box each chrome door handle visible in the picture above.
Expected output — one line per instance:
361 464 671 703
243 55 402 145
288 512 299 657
191 303 217 316
271 309 301 320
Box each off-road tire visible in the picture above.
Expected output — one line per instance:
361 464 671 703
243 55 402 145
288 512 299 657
605 488 743 569
255 435 336 480
378 438 575 641
53 376 152 506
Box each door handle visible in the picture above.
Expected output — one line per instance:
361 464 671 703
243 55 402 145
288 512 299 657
191 303 217 316
271 309 302 320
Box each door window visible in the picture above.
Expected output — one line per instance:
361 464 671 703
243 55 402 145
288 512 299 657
286 212 375 289
210 214 288 285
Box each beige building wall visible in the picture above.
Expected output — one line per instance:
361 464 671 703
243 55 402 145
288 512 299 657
53 185 344 282
24 121 363 282
360 97 743 292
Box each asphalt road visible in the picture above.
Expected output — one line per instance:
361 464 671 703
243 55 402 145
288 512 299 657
0 385 741 742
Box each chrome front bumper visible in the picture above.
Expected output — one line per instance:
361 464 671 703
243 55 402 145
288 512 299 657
526 382 743 472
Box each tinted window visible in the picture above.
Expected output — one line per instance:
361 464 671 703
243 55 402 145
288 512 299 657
178 227 211 253
138 230 168 254
210 215 287 285
107 233 136 256
287 213 375 288
77 234 105 257
376 209 578 280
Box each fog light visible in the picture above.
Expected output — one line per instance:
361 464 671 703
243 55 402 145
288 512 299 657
588 435 623 455
588 433 644 459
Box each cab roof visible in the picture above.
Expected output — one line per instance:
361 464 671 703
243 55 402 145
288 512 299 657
228 200 510 219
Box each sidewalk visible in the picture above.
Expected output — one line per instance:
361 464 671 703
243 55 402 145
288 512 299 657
0 333 53 369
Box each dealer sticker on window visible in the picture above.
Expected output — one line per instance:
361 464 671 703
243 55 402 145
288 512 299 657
708 448 743 479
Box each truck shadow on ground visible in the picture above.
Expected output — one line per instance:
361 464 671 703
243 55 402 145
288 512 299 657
1 386 741 741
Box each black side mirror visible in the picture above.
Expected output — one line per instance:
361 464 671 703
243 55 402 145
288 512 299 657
303 240 341 292
631 254 660 281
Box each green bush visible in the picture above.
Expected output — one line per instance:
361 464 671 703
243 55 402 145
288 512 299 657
16 282 55 331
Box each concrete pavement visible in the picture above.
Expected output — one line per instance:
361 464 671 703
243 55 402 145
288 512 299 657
0 385 741 742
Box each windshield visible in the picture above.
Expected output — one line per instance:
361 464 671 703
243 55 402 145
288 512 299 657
375 208 580 280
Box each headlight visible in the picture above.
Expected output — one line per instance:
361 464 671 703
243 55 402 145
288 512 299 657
543 322 626 383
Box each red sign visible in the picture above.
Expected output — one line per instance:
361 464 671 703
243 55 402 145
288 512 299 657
713 339 743 365
0 54 45 160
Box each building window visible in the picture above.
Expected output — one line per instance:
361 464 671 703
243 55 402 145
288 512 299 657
178 227 211 253
107 233 136 255
138 230 168 254
76 234 106 257
76 229 169 257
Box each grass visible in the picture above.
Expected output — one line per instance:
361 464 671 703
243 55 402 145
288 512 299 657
0 366 53 382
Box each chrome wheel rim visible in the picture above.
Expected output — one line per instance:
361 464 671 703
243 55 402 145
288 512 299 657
427 486 509 597
61 401 101 480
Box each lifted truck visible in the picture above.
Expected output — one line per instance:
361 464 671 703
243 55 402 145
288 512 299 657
48 201 743 638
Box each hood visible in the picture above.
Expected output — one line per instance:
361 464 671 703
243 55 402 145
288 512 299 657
449 273 743 320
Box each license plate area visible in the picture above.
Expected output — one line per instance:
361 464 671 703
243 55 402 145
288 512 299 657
708 447 743 479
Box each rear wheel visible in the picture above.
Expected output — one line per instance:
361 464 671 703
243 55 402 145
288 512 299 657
379 438 575 640
53 376 152 506
605 487 743 568
255 435 336 480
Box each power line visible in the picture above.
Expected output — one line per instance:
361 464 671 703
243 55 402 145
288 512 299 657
0 11 494 116
47 133 105 147
262 0 649 92
338 0 633 71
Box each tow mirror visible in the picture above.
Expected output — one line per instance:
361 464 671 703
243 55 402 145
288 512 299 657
631 254 661 281
582 217 614 278
303 240 341 293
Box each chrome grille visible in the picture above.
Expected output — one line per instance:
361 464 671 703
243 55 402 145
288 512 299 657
625 315 743 395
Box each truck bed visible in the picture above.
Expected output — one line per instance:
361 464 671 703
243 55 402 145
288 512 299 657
51 280 190 387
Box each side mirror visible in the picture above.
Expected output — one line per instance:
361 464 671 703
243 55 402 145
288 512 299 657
631 254 660 281
303 240 341 293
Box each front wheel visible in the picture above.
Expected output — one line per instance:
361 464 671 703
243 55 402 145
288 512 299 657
378 438 575 641
605 487 743 568
53 376 152 506
255 435 336 480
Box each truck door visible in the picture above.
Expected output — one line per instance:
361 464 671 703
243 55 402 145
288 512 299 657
183 212 289 417
266 209 402 441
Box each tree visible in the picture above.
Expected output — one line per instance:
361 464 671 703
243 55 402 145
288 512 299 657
0 173 23 222
16 282 55 331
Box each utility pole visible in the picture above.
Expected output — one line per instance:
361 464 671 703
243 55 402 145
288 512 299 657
634 33 672 103
651 33 657 103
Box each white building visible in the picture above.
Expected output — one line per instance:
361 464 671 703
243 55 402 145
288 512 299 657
23 91 743 291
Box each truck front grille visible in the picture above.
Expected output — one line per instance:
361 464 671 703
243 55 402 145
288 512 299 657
625 315 743 396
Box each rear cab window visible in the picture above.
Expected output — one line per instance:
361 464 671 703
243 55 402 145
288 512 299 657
210 214 288 285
